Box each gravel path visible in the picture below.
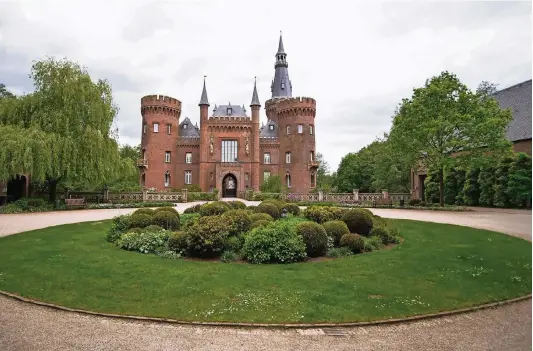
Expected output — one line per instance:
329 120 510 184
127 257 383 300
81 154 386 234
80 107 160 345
0 201 531 350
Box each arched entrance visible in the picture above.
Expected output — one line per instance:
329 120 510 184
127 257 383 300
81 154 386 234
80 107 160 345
222 173 237 198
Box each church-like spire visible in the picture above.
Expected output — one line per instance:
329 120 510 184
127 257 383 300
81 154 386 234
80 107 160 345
271 31 292 98
198 75 209 106
251 76 261 106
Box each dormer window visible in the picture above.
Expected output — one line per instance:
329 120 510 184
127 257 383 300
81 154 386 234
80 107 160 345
281 82 285 89
227 107 232 115
269 124 274 131
183 123 187 129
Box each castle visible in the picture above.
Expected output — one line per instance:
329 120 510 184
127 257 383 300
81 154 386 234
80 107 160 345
138 33 318 197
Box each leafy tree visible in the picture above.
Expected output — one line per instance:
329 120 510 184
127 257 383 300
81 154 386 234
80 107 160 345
371 135 411 193
0 58 135 201
478 165 496 206
493 156 514 207
476 81 498 97
0 83 15 99
444 167 466 205
389 71 513 206
424 168 441 204
260 175 285 193
506 153 532 208
315 152 336 191
462 167 481 206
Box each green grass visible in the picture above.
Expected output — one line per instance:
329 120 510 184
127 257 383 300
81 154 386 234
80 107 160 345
0 220 530 323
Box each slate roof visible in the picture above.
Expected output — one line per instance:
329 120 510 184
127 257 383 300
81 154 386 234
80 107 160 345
492 79 532 142
179 117 200 137
260 119 278 137
251 78 261 106
199 77 209 106
271 33 292 98
212 104 248 117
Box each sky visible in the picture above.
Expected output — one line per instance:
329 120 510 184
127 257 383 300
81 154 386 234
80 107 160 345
0 0 531 171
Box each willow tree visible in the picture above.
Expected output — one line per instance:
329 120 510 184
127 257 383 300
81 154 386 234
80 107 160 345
0 58 134 201
389 71 513 206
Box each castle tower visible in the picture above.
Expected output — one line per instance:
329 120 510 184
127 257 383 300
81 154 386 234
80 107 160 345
140 94 182 190
250 77 261 191
266 32 292 125
198 76 210 191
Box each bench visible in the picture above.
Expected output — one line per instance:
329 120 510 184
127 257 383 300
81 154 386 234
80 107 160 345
65 198 87 209
373 198 393 208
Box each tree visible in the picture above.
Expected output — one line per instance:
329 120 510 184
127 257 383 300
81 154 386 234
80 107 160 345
0 83 15 99
478 164 496 206
506 153 532 208
476 81 498 97
389 71 513 206
315 152 335 191
462 167 481 206
260 175 284 193
0 58 135 201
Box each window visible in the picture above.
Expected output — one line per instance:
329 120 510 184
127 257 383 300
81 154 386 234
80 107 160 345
310 151 314 161
264 171 270 181
185 171 192 185
245 173 249 181
185 152 192 163
309 125 314 135
269 124 274 130
227 107 232 115
311 173 316 188
164 171 170 187
281 82 285 89
286 125 291 135
264 152 271 164
210 172 214 180
286 174 291 188
183 123 188 129
221 140 238 162
165 151 171 163
297 124 303 134
143 124 147 134
285 152 291 164
153 123 159 133
166 124 171 134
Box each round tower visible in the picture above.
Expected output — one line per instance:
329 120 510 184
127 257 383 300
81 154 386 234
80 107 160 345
140 94 182 190
275 97 317 193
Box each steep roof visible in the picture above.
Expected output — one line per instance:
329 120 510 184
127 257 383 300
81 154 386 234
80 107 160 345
212 104 248 117
492 79 532 142
199 77 209 106
260 119 278 138
179 117 200 137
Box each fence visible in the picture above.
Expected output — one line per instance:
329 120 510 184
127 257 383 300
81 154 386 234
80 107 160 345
239 189 411 204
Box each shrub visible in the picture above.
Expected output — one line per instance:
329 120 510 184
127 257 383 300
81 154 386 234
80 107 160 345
282 203 301 216
27 198 46 207
409 199 421 206
296 222 328 257
262 198 286 212
339 233 364 253
116 229 170 254
303 206 334 224
222 209 252 236
128 213 153 229
168 231 188 252
106 214 132 243
154 207 179 215
364 236 384 252
221 250 240 263
184 215 231 258
250 213 274 223
359 208 374 217
242 220 306 264
247 205 257 212
418 201 427 207
255 202 280 219
342 209 373 235
370 227 393 245
199 201 230 216
327 207 348 220
180 213 200 229
152 211 180 230
321 220 350 246
372 215 388 229
133 208 155 217
224 236 242 252
326 247 353 258
144 225 164 232
250 220 271 230
184 204 202 214
227 200 247 209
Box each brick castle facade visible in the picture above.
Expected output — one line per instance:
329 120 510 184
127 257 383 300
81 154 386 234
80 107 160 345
138 33 319 196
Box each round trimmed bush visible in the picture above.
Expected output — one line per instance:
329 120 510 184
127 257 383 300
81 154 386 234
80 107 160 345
282 203 301 216
242 220 306 264
129 213 153 229
184 204 202 214
222 209 252 236
250 213 274 223
107 214 132 242
133 208 155 217
247 205 257 212
321 220 350 246
224 236 242 251
199 201 231 216
262 198 286 212
168 231 188 252
296 222 328 257
372 215 387 229
154 207 178 215
152 211 180 230
409 199 421 206
370 227 393 245
327 207 348 220
184 215 231 258
144 225 164 232
342 209 373 235
227 201 247 210
255 202 280 219
340 233 364 253
359 208 373 217
250 220 271 230
303 206 333 224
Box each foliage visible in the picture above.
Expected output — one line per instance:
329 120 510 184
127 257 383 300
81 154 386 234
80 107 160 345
0 58 136 201
220 250 240 263
222 209 252 236
260 175 285 193
187 192 218 201
282 203 301 216
226 200 247 210
242 220 307 264
184 215 231 258
152 211 180 230
255 202 280 219
250 220 271 230
224 236 243 252
492 157 513 208
325 247 353 258
408 199 421 206
363 236 384 252
184 204 202 214
462 167 481 206
181 184 202 192
154 207 179 215
339 233 365 253
250 213 274 223
116 229 170 254
424 168 441 204
0 198 53 213
168 231 188 252
296 221 329 257
370 227 394 245
444 168 466 205
144 225 164 232
342 209 373 235
478 164 496 206
372 215 388 229
389 71 513 206
321 220 350 246
133 208 155 217
128 213 153 229
199 201 230 216
506 153 532 208
262 198 286 212
106 214 131 243
303 206 333 224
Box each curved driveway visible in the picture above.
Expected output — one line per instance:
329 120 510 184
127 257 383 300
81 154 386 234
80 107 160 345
0 201 531 350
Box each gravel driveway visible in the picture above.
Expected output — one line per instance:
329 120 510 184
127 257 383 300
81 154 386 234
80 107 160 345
0 201 531 350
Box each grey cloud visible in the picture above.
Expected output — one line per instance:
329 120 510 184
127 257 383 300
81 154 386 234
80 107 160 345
173 57 207 84
122 1 175 42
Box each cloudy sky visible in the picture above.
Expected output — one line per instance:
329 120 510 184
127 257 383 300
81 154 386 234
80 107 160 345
0 0 531 171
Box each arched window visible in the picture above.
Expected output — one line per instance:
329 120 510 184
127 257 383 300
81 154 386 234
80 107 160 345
164 171 171 187
286 173 291 188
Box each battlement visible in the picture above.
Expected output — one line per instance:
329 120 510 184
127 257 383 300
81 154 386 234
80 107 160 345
274 96 316 111
207 116 252 123
141 94 181 109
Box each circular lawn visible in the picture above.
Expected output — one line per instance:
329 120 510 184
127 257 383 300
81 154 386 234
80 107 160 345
0 219 530 324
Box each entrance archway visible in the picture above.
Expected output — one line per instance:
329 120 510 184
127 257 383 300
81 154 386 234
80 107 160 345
222 173 237 198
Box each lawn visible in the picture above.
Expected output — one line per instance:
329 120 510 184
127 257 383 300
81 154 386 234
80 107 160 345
0 219 530 323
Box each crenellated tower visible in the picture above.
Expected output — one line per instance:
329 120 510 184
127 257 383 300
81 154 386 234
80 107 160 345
140 94 182 190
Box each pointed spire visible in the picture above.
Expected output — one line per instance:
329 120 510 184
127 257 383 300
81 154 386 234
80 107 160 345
251 76 261 107
199 75 209 106
277 31 285 54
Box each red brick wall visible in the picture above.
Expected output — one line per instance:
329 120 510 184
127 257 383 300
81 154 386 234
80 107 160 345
513 139 532 155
